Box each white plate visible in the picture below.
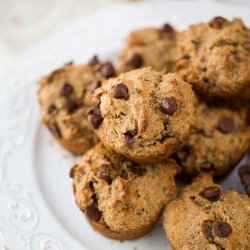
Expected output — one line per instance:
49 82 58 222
0 1 250 249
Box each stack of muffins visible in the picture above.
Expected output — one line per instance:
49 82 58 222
37 17 250 249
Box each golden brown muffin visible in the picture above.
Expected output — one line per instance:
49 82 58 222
176 17 250 101
88 67 195 164
163 173 250 249
174 100 250 176
71 143 179 240
37 58 116 154
119 24 176 72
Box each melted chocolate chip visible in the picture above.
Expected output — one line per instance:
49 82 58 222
161 97 177 115
125 53 143 69
124 132 134 149
47 104 56 114
96 165 112 184
209 17 228 29
238 164 250 178
48 123 62 138
90 80 102 93
88 55 99 66
218 118 235 133
100 62 115 78
200 186 221 201
174 147 189 163
88 107 103 129
162 23 175 34
113 83 129 100
214 221 231 238
64 98 78 113
60 83 74 97
85 205 101 221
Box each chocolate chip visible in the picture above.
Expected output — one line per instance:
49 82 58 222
125 53 143 69
88 55 99 66
238 164 250 178
127 164 145 176
64 98 78 113
124 132 134 149
88 107 103 129
100 62 115 78
96 165 112 184
60 83 74 97
241 174 250 187
48 123 62 138
214 221 231 238
47 104 56 114
200 186 221 201
162 23 175 34
113 83 129 100
209 17 228 29
161 97 177 115
218 118 234 133
90 80 102 93
85 205 101 221
120 169 129 180
174 147 189 162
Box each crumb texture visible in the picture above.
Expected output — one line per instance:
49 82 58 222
163 173 250 250
93 67 195 163
71 143 178 239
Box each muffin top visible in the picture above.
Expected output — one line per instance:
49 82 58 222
71 143 178 231
174 100 250 176
37 58 116 154
119 24 176 72
176 17 250 101
89 67 195 163
163 173 250 250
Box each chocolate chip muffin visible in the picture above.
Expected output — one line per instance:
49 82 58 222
174 101 250 176
163 173 250 249
89 67 195 164
238 163 250 196
119 24 176 72
37 58 116 154
70 143 178 240
176 17 250 101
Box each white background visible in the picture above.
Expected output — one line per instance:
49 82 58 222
0 0 250 76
